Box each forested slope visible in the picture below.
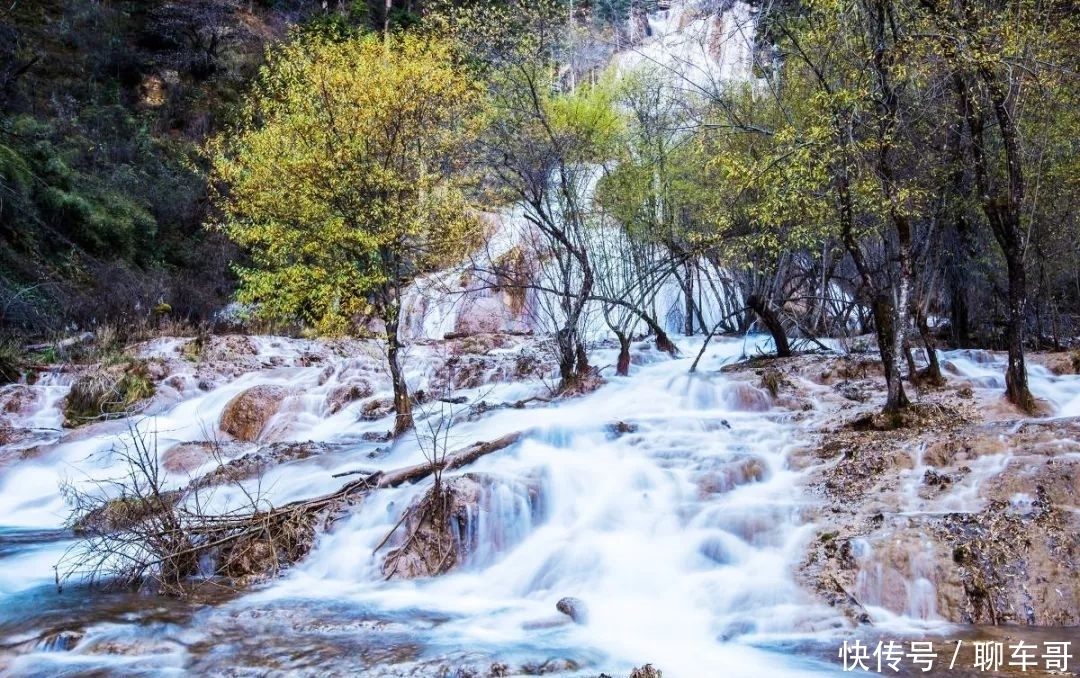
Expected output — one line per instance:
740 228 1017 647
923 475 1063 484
0 1 442 335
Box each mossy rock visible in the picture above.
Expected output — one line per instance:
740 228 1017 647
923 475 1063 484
63 363 157 426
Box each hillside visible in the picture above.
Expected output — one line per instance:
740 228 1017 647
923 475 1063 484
0 1 423 335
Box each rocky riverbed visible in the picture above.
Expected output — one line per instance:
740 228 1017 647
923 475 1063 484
714 350 1080 631
3 334 1080 677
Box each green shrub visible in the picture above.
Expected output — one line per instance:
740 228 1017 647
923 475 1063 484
0 143 33 228
0 143 31 187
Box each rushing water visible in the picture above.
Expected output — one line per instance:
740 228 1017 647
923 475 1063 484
2 333 1080 677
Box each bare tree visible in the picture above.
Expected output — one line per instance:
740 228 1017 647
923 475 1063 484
485 64 599 391
148 0 245 79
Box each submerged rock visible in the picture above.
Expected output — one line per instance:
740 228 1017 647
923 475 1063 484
324 380 373 415
0 384 41 419
694 456 767 497
722 382 771 412
555 597 588 624
606 421 639 438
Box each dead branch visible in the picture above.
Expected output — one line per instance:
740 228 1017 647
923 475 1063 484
330 468 379 479
60 431 524 595
25 332 94 352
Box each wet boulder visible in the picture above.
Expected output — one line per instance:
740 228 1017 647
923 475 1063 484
219 385 289 441
606 421 639 438
0 384 40 419
161 441 218 474
694 456 768 497
721 383 771 412
521 658 581 673
324 380 373 415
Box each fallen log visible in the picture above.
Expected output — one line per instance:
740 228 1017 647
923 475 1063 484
375 431 524 489
330 468 379 479
26 332 94 353
186 431 523 531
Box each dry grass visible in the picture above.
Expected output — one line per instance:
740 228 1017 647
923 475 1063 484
63 366 156 426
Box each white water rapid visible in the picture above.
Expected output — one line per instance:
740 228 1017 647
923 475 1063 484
3 333 1080 676
0 334 831 677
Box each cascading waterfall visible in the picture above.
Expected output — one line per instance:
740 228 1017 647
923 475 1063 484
0 331 840 676
401 0 771 346
4 330 1080 675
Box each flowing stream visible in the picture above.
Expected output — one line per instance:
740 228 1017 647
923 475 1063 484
2 334 1080 677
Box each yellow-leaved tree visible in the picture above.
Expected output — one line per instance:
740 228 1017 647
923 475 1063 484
211 31 486 436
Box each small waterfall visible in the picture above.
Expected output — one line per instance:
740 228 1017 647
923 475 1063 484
454 473 547 570
35 630 82 652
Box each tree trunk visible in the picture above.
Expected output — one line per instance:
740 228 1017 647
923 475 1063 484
555 327 577 389
655 328 677 355
984 89 1035 411
865 3 913 416
385 315 413 437
746 293 792 358
915 308 945 386
958 54 1036 412
683 260 695 336
575 340 590 378
615 331 631 376
875 293 909 414
948 268 971 347
1001 239 1034 411
894 234 915 384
